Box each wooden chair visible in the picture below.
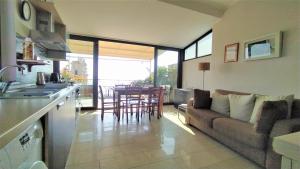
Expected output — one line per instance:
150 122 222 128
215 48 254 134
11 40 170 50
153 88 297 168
157 88 164 118
141 87 164 120
114 84 129 102
122 86 143 123
99 85 118 121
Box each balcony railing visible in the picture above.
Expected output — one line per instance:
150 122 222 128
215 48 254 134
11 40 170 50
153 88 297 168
77 78 141 98
77 78 174 103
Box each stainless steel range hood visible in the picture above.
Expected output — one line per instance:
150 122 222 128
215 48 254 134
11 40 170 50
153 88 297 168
30 30 70 52
30 9 70 60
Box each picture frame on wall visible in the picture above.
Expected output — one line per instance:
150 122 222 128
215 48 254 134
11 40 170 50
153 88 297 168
244 31 282 61
224 43 239 63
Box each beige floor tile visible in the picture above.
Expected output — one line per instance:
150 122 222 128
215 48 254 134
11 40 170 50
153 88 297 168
67 150 100 165
66 106 262 169
205 157 262 169
65 161 100 169
131 157 189 169
100 152 150 169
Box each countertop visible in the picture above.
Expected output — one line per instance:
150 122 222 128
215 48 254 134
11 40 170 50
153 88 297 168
0 85 79 149
273 131 300 161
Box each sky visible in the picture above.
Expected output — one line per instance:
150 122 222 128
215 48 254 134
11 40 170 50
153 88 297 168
60 50 178 86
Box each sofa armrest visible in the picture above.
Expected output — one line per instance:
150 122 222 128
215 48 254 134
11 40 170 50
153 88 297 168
270 118 300 138
187 98 194 107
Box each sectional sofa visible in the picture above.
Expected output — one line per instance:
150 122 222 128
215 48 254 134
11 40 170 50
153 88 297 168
186 89 300 169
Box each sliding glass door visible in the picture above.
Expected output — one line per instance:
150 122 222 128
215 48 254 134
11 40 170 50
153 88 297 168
156 49 179 103
97 41 155 108
61 39 95 108
61 36 181 109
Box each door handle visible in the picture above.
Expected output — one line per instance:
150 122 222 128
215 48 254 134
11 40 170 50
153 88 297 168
57 101 65 110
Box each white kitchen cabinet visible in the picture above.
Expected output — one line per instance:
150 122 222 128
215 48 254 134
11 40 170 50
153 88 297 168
45 90 76 169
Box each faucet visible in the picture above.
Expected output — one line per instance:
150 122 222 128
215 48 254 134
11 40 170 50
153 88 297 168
0 65 25 95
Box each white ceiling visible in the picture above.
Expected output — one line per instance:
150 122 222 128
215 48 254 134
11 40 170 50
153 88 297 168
67 39 155 60
159 0 239 17
54 0 237 48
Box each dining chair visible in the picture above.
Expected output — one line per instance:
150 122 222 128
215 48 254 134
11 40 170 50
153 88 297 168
99 85 118 121
157 88 165 118
122 86 143 123
114 84 130 102
141 87 164 120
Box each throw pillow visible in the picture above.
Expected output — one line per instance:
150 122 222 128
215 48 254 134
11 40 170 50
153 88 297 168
229 94 255 122
249 94 294 124
255 100 288 134
210 92 230 115
193 89 211 109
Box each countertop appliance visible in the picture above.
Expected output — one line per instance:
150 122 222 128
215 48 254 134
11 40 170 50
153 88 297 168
49 73 60 83
0 120 48 169
36 72 46 85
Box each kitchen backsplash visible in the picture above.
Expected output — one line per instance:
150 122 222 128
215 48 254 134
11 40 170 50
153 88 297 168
16 63 53 84
16 36 53 84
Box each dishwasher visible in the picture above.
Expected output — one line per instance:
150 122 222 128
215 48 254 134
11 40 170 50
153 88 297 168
0 120 48 169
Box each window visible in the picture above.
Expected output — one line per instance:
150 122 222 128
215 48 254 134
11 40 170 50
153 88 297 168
61 39 94 108
184 43 196 60
183 30 213 61
157 49 178 103
197 32 212 57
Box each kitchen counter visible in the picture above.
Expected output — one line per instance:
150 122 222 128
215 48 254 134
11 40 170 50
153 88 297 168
0 85 79 149
273 132 300 169
273 132 300 161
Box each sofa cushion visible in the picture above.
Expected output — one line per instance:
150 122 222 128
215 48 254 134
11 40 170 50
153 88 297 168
250 95 293 123
210 92 230 115
255 100 288 135
193 89 211 109
187 107 225 128
228 94 255 122
213 118 268 149
210 130 266 167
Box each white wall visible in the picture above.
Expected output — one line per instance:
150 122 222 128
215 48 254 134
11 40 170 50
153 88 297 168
183 1 300 97
15 0 36 37
0 0 17 80
14 0 53 84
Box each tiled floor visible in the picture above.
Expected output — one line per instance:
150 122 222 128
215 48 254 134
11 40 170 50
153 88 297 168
66 106 262 169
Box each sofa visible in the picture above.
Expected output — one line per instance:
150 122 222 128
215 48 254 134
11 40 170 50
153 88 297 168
186 89 300 169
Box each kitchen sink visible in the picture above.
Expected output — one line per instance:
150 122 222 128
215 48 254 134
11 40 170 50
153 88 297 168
0 88 60 99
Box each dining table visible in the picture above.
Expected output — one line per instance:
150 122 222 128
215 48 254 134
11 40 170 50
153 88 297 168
112 87 159 121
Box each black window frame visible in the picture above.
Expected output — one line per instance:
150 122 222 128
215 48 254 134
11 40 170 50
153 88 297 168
57 34 181 109
184 43 197 61
183 29 213 61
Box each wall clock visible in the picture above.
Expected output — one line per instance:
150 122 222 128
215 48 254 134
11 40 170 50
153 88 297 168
20 0 31 21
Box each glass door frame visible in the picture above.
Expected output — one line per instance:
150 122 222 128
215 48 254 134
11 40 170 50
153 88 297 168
61 35 99 110
154 47 181 104
59 34 182 110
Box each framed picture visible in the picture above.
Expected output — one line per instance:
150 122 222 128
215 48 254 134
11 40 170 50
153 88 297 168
244 31 282 61
224 43 239 63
